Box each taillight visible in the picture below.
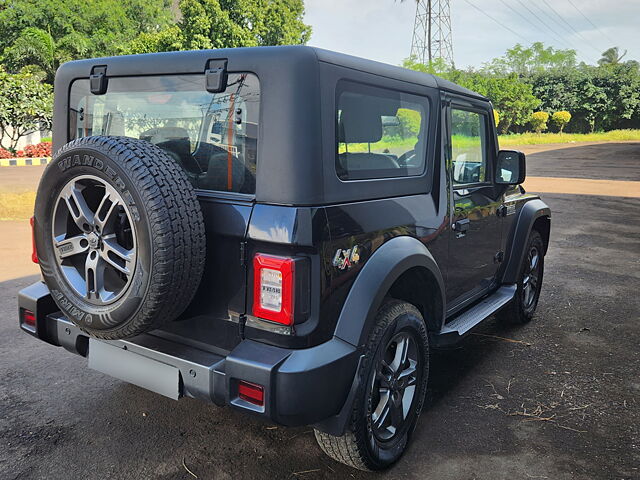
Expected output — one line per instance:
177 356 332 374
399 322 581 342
30 216 38 263
253 254 295 325
237 380 264 406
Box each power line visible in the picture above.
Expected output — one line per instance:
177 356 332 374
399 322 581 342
528 1 583 51
461 0 532 44
513 0 572 49
497 0 532 28
511 0 591 63
565 0 615 46
540 0 602 54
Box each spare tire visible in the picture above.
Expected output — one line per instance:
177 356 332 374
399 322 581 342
33 136 206 339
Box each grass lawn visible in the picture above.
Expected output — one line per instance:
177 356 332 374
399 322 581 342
498 129 640 146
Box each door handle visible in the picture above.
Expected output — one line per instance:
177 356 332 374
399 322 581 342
453 218 470 233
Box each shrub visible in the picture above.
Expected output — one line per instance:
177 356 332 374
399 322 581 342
24 142 52 157
0 147 12 158
551 111 572 133
493 110 500 128
530 111 549 134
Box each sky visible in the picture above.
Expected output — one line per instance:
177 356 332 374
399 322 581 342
304 0 640 69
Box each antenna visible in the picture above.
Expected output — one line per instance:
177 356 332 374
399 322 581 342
410 0 454 66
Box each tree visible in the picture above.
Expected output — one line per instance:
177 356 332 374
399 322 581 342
2 27 60 84
0 67 52 151
453 72 540 133
551 111 571 133
484 42 577 75
598 47 627 66
0 0 174 81
124 0 312 54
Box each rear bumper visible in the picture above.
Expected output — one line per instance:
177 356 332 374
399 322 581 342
18 282 359 429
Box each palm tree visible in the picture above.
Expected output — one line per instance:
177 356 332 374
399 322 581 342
598 47 627 66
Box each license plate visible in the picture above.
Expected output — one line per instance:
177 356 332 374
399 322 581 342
88 339 180 400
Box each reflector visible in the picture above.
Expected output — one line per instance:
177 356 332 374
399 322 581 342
238 381 264 406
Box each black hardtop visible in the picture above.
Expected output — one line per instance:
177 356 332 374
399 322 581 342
54 45 487 206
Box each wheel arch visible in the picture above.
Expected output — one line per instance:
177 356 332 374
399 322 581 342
333 235 446 348
502 198 551 284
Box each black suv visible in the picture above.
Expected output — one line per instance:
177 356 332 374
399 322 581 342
18 46 550 471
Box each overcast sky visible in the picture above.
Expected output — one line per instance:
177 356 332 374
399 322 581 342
304 0 640 69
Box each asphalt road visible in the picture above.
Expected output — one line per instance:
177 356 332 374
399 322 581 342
1 143 639 479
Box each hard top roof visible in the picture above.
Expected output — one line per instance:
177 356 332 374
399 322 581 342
56 45 486 101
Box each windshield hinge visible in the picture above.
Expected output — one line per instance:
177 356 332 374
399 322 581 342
205 59 228 93
90 65 108 95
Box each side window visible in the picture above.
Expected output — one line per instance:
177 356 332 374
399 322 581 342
450 108 487 185
336 82 429 181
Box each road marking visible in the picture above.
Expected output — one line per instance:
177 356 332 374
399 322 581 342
0 157 51 167
524 176 640 198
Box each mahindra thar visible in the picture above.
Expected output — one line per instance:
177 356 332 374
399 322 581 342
18 46 550 470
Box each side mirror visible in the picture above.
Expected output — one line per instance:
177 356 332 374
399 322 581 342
496 150 526 185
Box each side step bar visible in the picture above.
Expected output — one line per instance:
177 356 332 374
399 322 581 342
433 285 517 347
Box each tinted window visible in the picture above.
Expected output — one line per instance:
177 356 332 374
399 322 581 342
451 109 487 185
69 74 259 194
336 82 429 181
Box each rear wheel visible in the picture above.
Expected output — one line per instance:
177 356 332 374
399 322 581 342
499 230 545 324
314 300 429 471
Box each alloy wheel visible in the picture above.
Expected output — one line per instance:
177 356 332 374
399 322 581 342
51 175 137 305
370 332 420 442
522 246 540 309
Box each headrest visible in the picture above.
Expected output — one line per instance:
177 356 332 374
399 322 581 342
339 96 383 143
139 127 190 144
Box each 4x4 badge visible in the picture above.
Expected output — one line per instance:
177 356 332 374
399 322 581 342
333 246 360 270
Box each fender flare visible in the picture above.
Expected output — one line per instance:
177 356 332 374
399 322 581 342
502 198 551 284
334 235 445 348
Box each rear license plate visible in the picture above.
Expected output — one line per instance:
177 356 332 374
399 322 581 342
88 339 180 400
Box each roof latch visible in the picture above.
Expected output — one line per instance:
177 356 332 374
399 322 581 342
90 65 108 95
205 59 228 93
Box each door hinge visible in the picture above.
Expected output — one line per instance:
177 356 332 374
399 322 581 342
239 241 247 266
238 314 247 339
494 251 504 264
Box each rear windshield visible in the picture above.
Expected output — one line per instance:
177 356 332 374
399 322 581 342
69 73 260 194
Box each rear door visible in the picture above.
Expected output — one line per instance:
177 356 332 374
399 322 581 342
444 97 503 310
67 71 260 352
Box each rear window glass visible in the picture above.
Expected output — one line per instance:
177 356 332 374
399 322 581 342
69 73 259 194
336 81 429 181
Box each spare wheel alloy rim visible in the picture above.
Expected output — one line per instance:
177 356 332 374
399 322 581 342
51 174 138 305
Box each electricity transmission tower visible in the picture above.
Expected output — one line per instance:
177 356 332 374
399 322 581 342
410 0 454 66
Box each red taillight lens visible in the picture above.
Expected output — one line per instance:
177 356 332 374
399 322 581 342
253 254 295 325
30 216 38 263
238 381 264 406
22 309 37 331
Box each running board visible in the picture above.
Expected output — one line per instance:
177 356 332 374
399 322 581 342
433 285 516 346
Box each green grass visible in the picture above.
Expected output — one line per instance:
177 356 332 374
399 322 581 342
498 129 640 146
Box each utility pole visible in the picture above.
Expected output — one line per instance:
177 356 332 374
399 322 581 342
410 0 454 67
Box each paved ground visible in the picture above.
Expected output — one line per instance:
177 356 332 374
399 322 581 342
1 143 639 479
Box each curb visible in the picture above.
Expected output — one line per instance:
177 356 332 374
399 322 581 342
0 157 51 167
